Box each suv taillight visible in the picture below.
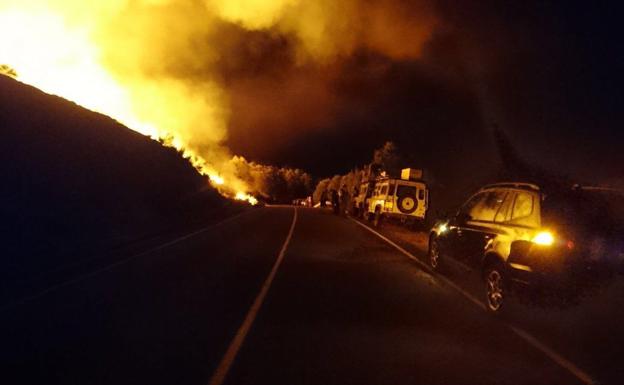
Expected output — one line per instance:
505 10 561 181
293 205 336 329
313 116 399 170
532 231 555 246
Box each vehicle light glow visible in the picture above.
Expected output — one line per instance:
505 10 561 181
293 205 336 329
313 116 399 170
532 231 554 246
566 240 575 250
438 223 449 234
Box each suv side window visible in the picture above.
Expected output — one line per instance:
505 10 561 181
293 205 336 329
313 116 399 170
459 190 504 222
460 192 487 217
471 190 507 222
512 192 534 219
509 191 539 227
494 192 513 222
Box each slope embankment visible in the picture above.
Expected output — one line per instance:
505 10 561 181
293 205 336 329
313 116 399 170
0 76 244 294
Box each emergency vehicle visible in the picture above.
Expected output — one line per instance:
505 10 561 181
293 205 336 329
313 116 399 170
366 168 428 227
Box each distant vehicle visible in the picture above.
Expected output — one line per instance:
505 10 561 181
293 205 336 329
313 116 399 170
365 175 428 227
292 198 311 207
428 182 624 313
353 180 375 218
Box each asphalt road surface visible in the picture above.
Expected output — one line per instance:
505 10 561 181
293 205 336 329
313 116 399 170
1 206 609 385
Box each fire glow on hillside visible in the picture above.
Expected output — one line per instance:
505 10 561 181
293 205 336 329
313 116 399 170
0 2 258 203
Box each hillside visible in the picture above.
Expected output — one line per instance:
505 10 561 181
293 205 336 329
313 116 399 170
0 75 237 285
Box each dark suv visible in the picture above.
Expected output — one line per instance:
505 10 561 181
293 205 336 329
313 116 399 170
428 182 624 313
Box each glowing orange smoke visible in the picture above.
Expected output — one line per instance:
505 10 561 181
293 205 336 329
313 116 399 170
1 0 435 208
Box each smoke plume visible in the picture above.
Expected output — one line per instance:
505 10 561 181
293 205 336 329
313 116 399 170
1 0 438 199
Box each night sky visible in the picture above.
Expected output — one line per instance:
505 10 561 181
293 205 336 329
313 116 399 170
219 1 623 185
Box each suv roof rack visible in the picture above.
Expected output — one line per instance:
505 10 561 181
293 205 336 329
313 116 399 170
573 185 624 194
481 182 540 191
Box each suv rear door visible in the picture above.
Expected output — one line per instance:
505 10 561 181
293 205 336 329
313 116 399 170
395 182 417 214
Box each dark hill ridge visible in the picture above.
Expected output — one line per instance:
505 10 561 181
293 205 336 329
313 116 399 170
0 75 234 288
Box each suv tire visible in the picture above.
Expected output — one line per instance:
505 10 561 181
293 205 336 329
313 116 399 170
484 262 508 314
428 235 442 271
397 195 417 214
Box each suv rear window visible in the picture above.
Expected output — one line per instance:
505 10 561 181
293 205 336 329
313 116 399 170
397 185 416 198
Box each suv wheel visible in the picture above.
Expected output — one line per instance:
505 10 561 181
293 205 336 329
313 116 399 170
484 263 507 313
428 236 441 270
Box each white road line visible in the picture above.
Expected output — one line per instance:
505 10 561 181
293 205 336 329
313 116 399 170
509 325 596 385
350 218 485 309
350 217 596 385
1 209 254 313
208 207 298 385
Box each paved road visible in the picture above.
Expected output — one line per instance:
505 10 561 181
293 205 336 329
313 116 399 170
1 207 595 384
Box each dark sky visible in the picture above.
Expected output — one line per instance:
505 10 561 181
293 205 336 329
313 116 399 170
447 1 624 182
218 1 623 186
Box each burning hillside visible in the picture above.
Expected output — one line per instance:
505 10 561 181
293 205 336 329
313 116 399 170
0 74 229 289
0 71 312 298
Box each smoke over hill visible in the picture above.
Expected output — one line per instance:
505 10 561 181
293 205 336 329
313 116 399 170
0 0 437 199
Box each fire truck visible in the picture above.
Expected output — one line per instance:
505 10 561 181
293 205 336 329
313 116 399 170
364 168 428 227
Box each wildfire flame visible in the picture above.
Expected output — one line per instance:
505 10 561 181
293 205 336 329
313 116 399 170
0 2 258 205
235 192 258 206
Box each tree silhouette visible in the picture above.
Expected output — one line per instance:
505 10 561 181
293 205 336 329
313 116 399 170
372 141 401 177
